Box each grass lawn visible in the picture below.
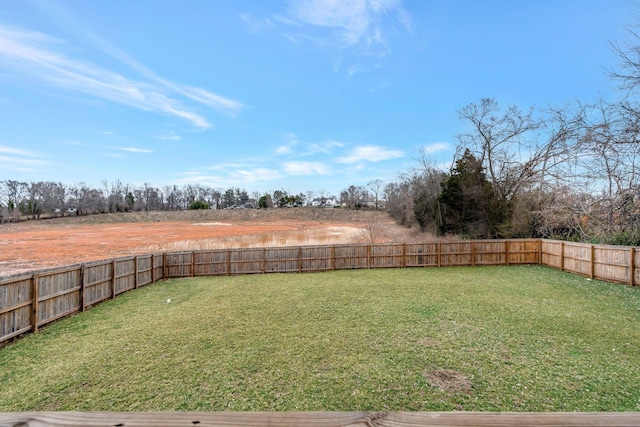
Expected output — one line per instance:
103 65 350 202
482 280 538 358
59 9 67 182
1 265 640 411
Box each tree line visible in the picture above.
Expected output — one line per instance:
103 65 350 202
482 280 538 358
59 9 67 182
0 179 389 222
382 24 640 246
0 180 306 220
384 86 640 245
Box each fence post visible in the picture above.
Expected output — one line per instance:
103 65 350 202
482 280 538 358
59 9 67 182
31 273 39 333
630 247 636 287
538 239 543 265
505 241 510 266
590 245 595 280
560 242 565 271
226 249 231 276
111 259 117 299
298 247 302 273
262 248 266 273
437 242 442 267
402 243 407 268
332 245 336 271
80 264 86 312
163 253 167 279
471 241 476 266
134 256 139 289
367 244 371 269
151 255 156 284
191 252 195 277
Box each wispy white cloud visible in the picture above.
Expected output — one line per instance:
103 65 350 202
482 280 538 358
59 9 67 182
0 24 243 129
275 132 299 154
275 134 344 157
238 13 277 34
177 153 332 189
285 0 407 46
157 135 182 141
12 167 40 173
276 145 293 154
116 147 154 153
307 139 344 154
176 166 283 188
284 161 329 175
422 142 451 154
0 155 47 166
176 85 243 117
0 145 41 157
337 145 404 163
233 168 283 183
37 1 244 118
0 145 48 171
274 0 412 71
206 163 241 171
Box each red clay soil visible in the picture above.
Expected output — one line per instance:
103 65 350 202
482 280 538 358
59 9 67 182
0 209 394 276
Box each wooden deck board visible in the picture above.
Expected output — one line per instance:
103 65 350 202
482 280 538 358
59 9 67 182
1 411 639 427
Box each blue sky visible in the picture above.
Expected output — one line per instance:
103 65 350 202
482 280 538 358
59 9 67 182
0 0 635 197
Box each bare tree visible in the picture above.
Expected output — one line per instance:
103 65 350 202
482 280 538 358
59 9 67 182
367 179 384 210
384 179 414 227
211 189 222 210
360 215 384 243
536 102 592 188
104 179 128 212
162 185 183 211
306 190 315 207
0 180 27 221
69 182 104 215
101 180 112 213
340 185 368 209
457 98 541 201
51 182 68 215
141 183 162 211
317 188 328 206
609 23 640 95
182 185 198 209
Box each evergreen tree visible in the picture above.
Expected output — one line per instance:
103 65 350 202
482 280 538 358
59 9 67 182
438 149 506 238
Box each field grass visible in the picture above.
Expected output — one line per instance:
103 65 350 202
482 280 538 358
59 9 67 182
1 266 640 412
144 226 369 252
37 207 396 226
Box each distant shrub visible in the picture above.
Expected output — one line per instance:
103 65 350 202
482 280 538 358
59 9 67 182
188 200 209 210
607 232 640 247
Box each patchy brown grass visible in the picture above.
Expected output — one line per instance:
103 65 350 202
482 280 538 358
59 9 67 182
425 369 474 394
32 207 390 225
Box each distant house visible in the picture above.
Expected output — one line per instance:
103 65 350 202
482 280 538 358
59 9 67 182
324 197 340 207
310 197 340 208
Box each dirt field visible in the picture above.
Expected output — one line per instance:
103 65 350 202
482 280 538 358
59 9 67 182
0 209 413 276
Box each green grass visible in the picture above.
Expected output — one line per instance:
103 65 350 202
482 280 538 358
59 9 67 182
1 266 640 411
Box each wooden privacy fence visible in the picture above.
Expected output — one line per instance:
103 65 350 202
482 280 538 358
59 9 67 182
1 238 638 345
0 254 165 343
162 240 540 278
541 239 640 286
